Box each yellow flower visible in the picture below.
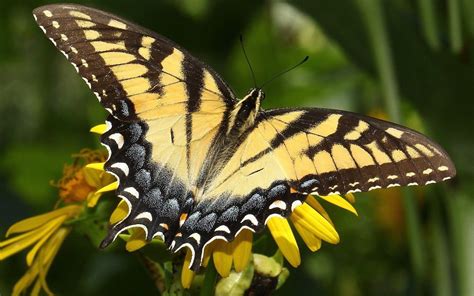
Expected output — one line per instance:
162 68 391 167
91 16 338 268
278 194 357 267
0 205 81 295
180 229 254 288
1 144 118 295
54 148 116 207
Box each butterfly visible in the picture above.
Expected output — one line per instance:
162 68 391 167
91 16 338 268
33 4 455 270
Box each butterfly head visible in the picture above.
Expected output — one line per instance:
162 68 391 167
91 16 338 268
247 87 265 110
248 88 265 112
250 88 265 100
228 88 265 136
241 88 264 115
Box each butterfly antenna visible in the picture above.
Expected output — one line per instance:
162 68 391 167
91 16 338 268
261 56 309 89
240 35 258 88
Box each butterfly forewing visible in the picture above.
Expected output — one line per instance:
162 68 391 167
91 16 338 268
33 4 235 120
254 108 456 194
33 4 237 246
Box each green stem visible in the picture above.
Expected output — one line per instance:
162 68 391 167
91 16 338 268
448 0 463 53
446 191 474 296
200 259 217 296
417 0 441 50
138 253 167 293
461 0 474 36
430 192 452 296
356 0 426 290
401 189 425 282
63 213 104 225
356 0 400 122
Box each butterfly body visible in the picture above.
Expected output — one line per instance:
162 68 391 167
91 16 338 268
33 4 455 270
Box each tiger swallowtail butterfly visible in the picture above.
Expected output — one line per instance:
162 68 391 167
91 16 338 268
33 4 456 270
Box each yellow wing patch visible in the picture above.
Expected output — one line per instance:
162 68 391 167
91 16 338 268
108 19 127 30
91 41 127 52
331 144 356 170
111 63 148 80
75 20 95 28
84 30 101 40
350 144 375 168
69 10 91 20
311 114 341 137
100 52 135 65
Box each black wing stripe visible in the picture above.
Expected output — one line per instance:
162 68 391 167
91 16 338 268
184 54 204 172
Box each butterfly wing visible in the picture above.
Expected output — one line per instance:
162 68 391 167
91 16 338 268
174 107 455 269
33 4 237 243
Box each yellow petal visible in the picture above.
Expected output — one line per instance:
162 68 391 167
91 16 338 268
345 192 356 203
319 195 358 216
213 239 233 277
0 229 40 248
90 124 107 134
10 228 66 296
125 228 147 252
37 228 69 295
202 241 215 268
5 205 81 237
38 257 54 296
26 216 67 266
12 259 40 296
181 248 195 289
306 195 333 225
41 228 70 265
291 217 322 252
0 216 67 261
100 172 117 187
232 229 253 272
109 200 130 224
86 192 101 208
31 278 42 296
96 181 119 194
267 216 300 268
292 203 340 244
85 162 105 171
83 166 103 188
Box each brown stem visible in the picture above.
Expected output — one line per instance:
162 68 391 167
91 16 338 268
137 252 166 293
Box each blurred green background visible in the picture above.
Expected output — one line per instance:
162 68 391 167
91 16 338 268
0 0 473 295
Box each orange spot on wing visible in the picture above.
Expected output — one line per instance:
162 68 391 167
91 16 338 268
179 213 188 226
